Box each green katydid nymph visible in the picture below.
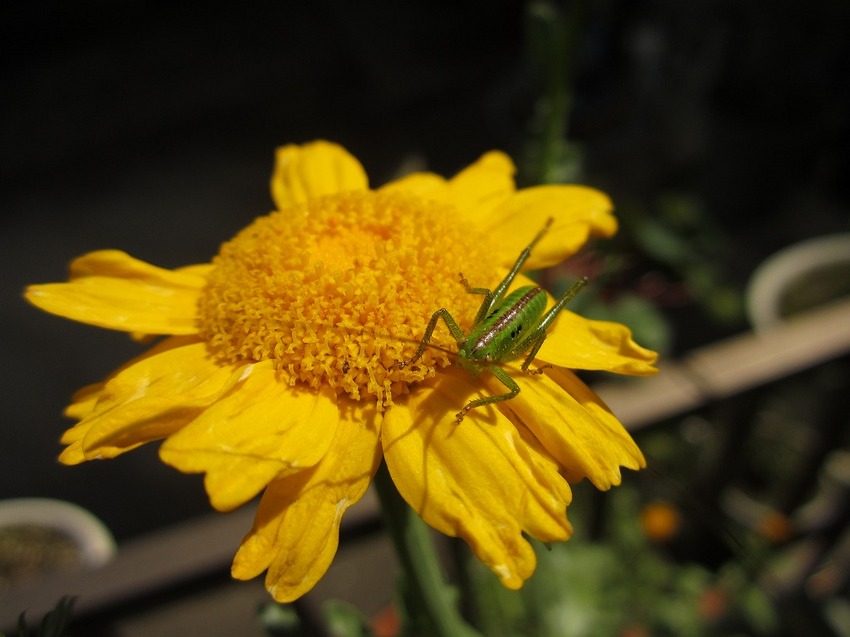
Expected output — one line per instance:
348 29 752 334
396 217 588 422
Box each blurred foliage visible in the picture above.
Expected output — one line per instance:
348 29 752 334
259 603 305 637
259 599 377 637
453 363 850 637
2 597 75 637
520 0 751 356
459 484 778 637
519 0 586 185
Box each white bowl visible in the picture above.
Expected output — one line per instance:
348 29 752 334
746 233 850 331
0 498 116 569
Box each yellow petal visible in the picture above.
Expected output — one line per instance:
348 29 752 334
506 367 645 490
65 338 236 463
502 272 657 375
270 141 369 209
541 310 658 375
64 334 197 419
379 171 449 200
231 402 381 602
175 263 214 278
159 362 340 512
446 151 516 225
63 382 104 420
59 338 196 465
25 250 206 334
486 186 616 269
382 369 573 589
58 422 106 465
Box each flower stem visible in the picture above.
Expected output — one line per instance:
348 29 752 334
373 461 482 637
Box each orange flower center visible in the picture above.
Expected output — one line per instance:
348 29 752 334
198 190 496 405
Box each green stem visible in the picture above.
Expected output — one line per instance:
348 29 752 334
523 0 587 185
373 462 482 637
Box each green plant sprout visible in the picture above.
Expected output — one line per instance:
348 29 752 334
397 218 587 422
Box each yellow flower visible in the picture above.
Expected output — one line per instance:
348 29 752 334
25 141 657 602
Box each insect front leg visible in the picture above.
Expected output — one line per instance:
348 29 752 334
459 273 496 326
488 217 553 304
396 308 466 370
456 365 520 422
459 273 493 300
462 217 554 326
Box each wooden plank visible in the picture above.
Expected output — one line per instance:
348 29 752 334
596 298 850 429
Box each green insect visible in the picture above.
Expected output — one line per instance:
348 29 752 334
396 217 588 422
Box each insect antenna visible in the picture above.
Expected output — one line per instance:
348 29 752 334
371 329 459 361
282 318 460 362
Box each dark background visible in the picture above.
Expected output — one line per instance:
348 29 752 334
2 0 848 541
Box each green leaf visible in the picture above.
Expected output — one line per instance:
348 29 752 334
10 598 75 637
258 603 302 637
322 600 374 637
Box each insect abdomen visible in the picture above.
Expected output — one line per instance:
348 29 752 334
466 285 546 360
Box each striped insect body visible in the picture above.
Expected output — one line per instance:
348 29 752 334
461 285 548 363
396 218 588 422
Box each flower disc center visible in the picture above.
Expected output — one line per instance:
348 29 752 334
198 190 494 405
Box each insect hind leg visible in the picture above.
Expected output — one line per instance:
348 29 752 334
518 331 552 375
456 365 520 422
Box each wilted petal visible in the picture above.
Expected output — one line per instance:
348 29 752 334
231 402 381 602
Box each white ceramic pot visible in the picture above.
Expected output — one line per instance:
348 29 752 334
746 233 850 331
0 498 116 572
